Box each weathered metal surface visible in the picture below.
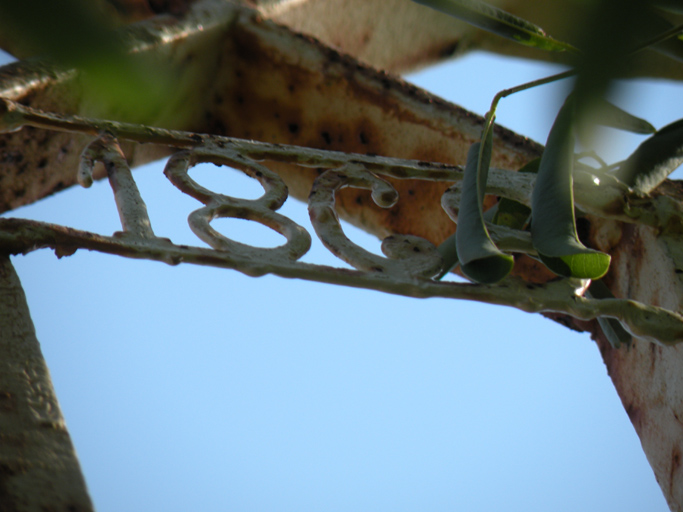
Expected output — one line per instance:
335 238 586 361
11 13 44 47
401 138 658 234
0 0 542 245
0 1 236 212
2 107 682 347
2 1 683 509
589 189 683 509
202 6 541 244
258 0 683 81
0 255 94 512
97 0 683 79
257 0 484 73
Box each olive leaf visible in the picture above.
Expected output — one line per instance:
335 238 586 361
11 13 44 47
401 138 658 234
586 280 632 349
614 118 683 196
455 117 514 284
531 96 611 279
412 0 576 52
587 98 656 134
435 232 459 280
492 157 540 230
576 97 655 155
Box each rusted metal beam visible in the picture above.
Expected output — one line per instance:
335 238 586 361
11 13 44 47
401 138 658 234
3 2 683 508
0 0 541 244
93 0 683 78
0 1 237 212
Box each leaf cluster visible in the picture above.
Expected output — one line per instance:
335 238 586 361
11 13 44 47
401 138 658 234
416 0 683 346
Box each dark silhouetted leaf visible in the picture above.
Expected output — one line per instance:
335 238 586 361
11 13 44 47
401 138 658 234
589 98 656 134
0 0 172 117
455 128 514 284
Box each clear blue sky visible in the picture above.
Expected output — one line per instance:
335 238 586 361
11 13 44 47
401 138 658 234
5 44 679 511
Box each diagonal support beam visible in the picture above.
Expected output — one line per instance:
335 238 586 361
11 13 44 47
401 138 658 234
0 0 541 244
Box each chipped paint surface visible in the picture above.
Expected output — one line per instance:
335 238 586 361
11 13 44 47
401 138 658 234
0 255 94 511
588 181 683 509
593 215 683 509
0 0 238 211
203 8 540 243
0 0 541 238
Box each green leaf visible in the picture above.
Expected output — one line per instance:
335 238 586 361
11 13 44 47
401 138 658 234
455 130 514 284
435 232 459 280
531 96 611 279
587 98 656 134
537 247 610 280
614 118 683 195
586 280 632 349
492 157 540 230
412 0 576 52
570 0 656 123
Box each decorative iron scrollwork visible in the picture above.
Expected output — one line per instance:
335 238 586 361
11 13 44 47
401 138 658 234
164 148 311 273
309 164 443 278
1 98 682 346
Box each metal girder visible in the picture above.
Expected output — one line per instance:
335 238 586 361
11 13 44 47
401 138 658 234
256 0 487 73
0 0 541 244
94 0 683 77
0 0 238 212
3 2 683 508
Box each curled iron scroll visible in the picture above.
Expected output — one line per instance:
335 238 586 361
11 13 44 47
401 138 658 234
308 164 443 279
441 181 464 224
164 147 311 270
1 98 680 346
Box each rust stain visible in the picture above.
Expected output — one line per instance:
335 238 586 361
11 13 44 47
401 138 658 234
205 14 541 246
650 343 659 377
608 223 641 300
0 2 605 326
511 255 557 284
2 3 682 507
625 401 644 432
672 447 682 497
0 390 15 413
